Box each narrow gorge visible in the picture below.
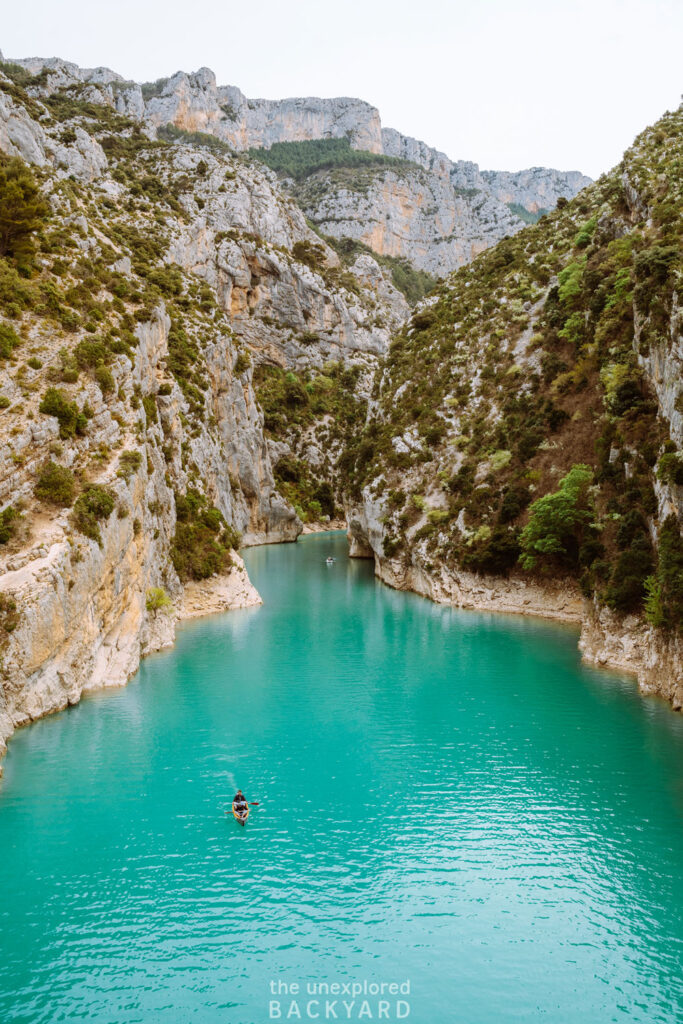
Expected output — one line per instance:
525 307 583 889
0 52 680 776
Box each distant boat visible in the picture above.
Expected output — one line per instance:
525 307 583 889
326 557 335 565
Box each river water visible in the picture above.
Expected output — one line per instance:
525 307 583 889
1 532 682 1023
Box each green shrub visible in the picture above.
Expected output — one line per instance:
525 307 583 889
604 533 654 612
383 534 401 557
633 244 679 314
171 489 239 581
74 338 108 368
38 388 88 438
461 525 520 575
142 394 157 425
0 505 20 544
0 323 21 358
519 464 596 572
71 485 115 544
643 575 667 628
0 591 19 641
656 451 683 486
557 260 584 306
274 455 304 483
95 364 115 394
117 450 143 482
234 351 251 375
0 154 49 269
600 361 645 416
34 462 75 506
647 514 683 629
499 483 531 523
312 481 336 518
574 217 597 248
292 239 326 271
0 257 36 314
146 587 173 613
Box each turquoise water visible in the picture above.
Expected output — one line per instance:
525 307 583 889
1 532 682 1024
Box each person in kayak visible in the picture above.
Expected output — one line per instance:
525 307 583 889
233 790 248 821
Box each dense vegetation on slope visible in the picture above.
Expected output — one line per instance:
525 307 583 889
506 202 548 225
248 137 410 181
254 362 366 522
345 108 683 630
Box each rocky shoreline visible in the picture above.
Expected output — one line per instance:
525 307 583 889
347 527 683 712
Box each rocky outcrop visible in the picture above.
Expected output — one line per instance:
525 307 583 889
579 606 683 709
297 146 590 275
295 164 528 275
481 167 590 213
144 69 385 155
0 79 107 181
163 146 408 371
179 554 261 619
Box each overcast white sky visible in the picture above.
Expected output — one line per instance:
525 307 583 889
2 0 682 178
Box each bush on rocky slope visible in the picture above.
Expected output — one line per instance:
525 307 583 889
71 485 115 545
171 490 240 582
0 153 48 271
324 235 437 306
254 362 364 521
34 462 76 507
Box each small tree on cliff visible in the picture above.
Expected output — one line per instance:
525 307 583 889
0 154 49 271
519 464 596 573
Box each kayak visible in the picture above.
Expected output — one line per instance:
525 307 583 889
232 804 249 826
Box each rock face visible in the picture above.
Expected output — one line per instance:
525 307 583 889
145 69 385 155
0 79 107 182
5 55 590 277
293 165 527 276
579 605 682 710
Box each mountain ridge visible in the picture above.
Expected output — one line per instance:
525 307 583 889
1 54 591 274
